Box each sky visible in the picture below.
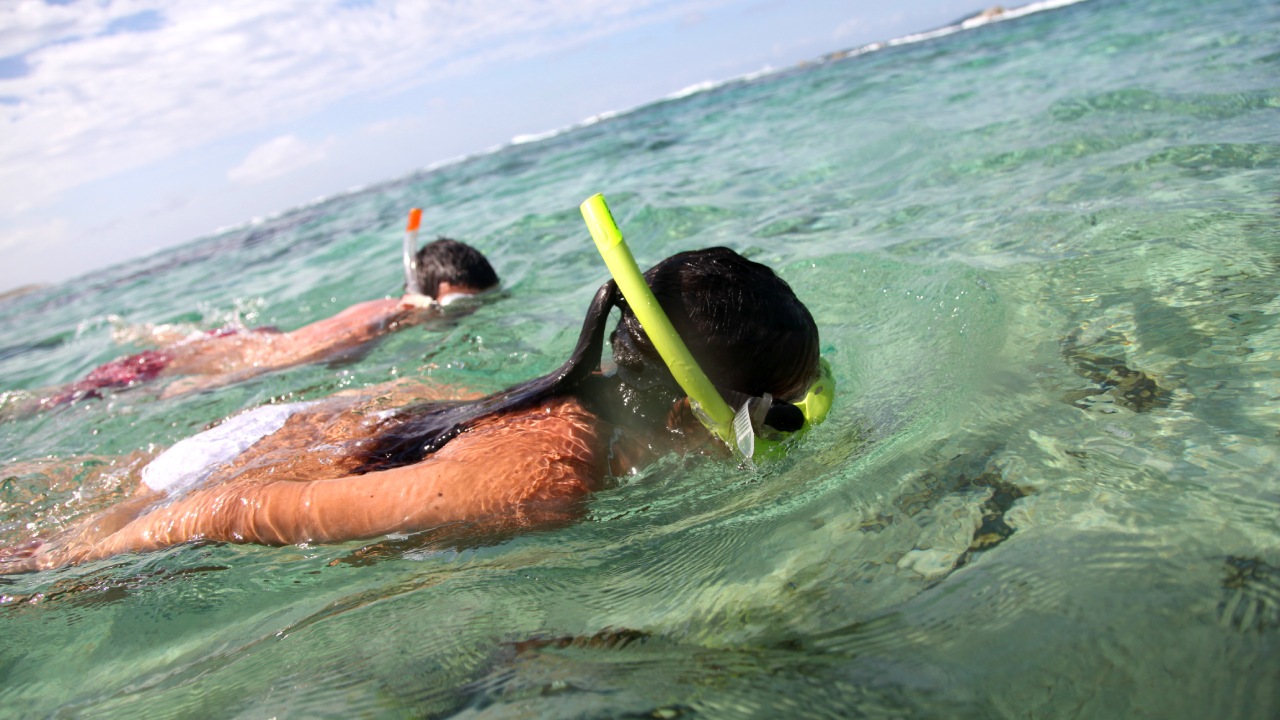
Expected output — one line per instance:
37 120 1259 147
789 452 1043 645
0 0 987 293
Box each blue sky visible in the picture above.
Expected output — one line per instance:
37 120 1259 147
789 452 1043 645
0 0 988 292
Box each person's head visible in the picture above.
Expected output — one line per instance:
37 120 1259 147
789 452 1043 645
411 238 500 300
609 247 820 409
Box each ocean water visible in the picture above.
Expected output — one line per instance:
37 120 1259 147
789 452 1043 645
2 0 1279 715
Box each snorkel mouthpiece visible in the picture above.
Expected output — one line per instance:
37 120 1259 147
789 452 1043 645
403 208 426 296
580 193 834 462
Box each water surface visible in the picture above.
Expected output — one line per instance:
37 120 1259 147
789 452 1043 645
2 0 1278 716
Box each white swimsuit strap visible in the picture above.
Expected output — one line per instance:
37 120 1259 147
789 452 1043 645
141 401 314 495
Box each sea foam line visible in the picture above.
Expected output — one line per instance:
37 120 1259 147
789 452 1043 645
498 0 1094 151
206 0 1092 240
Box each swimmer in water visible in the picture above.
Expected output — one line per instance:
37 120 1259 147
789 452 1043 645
1 247 823 573
2 238 500 415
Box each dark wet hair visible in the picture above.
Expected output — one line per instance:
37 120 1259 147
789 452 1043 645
413 238 500 298
611 247 820 406
356 247 819 473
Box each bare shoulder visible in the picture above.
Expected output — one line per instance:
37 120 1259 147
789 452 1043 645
438 397 611 498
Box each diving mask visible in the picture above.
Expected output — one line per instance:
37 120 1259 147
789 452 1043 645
579 193 833 462
742 358 834 461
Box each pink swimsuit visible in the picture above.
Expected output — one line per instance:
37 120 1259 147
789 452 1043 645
48 350 174 405
48 325 282 406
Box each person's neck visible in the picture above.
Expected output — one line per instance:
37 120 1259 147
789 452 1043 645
578 373 676 434
577 373 720 474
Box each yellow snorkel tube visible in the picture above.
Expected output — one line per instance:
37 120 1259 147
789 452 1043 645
580 193 834 462
581 194 738 447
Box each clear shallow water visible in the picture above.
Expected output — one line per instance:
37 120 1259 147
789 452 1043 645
3 0 1279 716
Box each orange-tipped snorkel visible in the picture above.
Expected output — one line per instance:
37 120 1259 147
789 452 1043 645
403 208 425 296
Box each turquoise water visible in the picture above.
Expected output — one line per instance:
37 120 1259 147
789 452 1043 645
3 0 1279 715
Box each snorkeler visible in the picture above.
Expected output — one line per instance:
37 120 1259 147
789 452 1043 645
1 235 829 572
4 237 500 414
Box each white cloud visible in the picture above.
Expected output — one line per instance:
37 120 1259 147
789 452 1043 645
227 134 332 184
0 0 734 215
0 1 121 58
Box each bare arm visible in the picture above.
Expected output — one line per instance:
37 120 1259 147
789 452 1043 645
281 296 432 359
159 297 434 397
33 398 607 568
1 297 442 422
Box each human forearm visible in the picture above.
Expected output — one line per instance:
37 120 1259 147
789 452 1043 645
77 464 480 557
282 297 425 361
156 299 424 394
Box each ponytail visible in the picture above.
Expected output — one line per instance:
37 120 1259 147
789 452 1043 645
353 281 621 473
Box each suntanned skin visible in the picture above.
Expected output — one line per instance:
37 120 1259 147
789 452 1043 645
5 392 616 572
156 295 433 397
1 284 487 414
165 280 481 382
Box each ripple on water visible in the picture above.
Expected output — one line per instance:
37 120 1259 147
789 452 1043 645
454 624 983 719
1 0 1278 715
